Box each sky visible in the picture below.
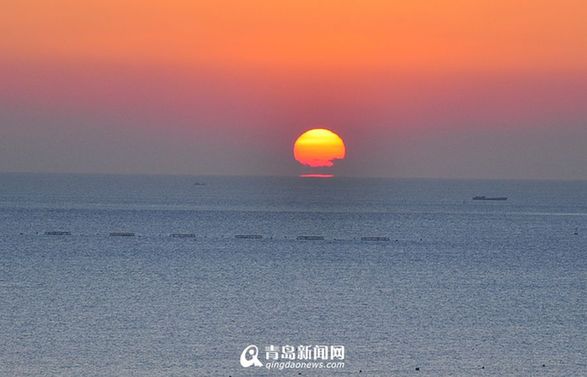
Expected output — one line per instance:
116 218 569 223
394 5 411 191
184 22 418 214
1 0 586 179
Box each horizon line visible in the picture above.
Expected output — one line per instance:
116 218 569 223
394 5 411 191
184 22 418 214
0 170 586 183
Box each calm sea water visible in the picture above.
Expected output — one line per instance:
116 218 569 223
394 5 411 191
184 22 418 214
0 174 585 376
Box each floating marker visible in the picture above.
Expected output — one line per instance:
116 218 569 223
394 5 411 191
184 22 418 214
171 233 196 238
109 232 135 237
45 231 71 236
361 236 390 242
235 234 263 240
296 235 324 241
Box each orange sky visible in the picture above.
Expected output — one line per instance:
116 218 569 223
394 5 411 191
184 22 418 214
3 0 586 73
1 1 586 178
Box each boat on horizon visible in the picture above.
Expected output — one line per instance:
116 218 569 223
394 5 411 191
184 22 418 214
473 196 508 201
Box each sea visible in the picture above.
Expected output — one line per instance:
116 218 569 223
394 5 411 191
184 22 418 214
0 173 585 376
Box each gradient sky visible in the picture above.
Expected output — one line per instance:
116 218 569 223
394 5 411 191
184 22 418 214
1 0 586 179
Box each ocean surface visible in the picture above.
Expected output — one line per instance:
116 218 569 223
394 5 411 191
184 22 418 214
0 174 585 376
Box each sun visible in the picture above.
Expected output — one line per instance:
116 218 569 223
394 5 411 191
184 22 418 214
293 128 346 168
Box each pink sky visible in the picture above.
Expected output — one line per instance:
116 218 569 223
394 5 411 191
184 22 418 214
1 1 586 179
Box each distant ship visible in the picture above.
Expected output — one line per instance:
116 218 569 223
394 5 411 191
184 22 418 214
473 196 508 201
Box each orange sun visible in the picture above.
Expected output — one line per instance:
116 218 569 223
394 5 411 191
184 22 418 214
293 128 346 168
